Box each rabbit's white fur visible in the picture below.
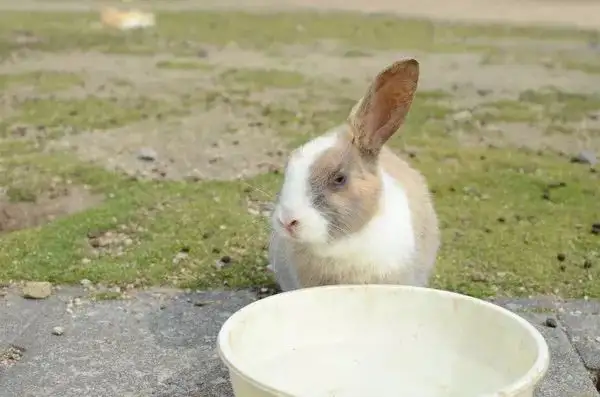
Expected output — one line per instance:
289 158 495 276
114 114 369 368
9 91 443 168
273 133 338 246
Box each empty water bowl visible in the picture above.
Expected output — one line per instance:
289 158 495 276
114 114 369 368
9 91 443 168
217 285 549 397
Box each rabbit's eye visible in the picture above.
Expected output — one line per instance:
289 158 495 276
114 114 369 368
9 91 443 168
332 173 347 187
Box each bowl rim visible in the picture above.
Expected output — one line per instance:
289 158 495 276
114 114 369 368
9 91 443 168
217 285 550 397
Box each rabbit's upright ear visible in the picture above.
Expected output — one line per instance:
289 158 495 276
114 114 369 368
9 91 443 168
348 58 419 158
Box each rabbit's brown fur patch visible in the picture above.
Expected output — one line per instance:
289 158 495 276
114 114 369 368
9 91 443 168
307 132 381 239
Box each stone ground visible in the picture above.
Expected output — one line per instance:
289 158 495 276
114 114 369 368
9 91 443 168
0 287 599 397
0 0 600 395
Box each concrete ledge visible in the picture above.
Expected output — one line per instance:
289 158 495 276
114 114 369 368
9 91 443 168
1 289 599 397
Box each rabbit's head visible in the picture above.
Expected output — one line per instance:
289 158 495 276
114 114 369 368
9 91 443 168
272 58 420 247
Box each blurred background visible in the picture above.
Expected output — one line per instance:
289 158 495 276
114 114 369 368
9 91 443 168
0 0 599 301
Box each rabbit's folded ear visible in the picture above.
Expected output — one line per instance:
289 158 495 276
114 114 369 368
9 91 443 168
348 58 419 158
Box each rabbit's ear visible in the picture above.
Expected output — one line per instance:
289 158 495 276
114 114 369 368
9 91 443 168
349 58 419 158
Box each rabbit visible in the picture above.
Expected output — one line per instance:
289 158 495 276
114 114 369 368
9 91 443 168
268 58 440 292
100 7 155 30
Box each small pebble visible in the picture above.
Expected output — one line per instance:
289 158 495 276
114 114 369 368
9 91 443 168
542 191 551 201
194 300 214 307
570 150 597 166
452 110 472 122
137 148 157 162
544 317 558 328
470 272 487 282
557 253 566 262
215 255 232 270
172 251 189 265
80 279 92 288
52 326 64 336
22 281 52 299
547 181 567 189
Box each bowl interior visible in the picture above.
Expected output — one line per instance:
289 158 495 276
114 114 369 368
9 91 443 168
218 285 548 397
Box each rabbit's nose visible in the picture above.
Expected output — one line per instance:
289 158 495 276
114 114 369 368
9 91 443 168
284 219 299 235
278 213 299 236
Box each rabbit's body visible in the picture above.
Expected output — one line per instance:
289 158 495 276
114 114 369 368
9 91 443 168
268 59 440 292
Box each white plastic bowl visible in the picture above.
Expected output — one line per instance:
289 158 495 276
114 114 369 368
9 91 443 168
217 285 549 397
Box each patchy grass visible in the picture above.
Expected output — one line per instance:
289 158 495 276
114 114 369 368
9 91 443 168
220 68 307 89
475 99 543 123
1 86 598 298
560 59 600 75
445 22 596 42
480 47 600 76
416 145 600 298
518 89 600 123
0 10 599 299
0 71 82 92
0 141 63 203
472 89 600 128
5 185 37 203
0 10 596 59
0 162 275 289
2 96 186 138
155 59 214 70
342 49 373 58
